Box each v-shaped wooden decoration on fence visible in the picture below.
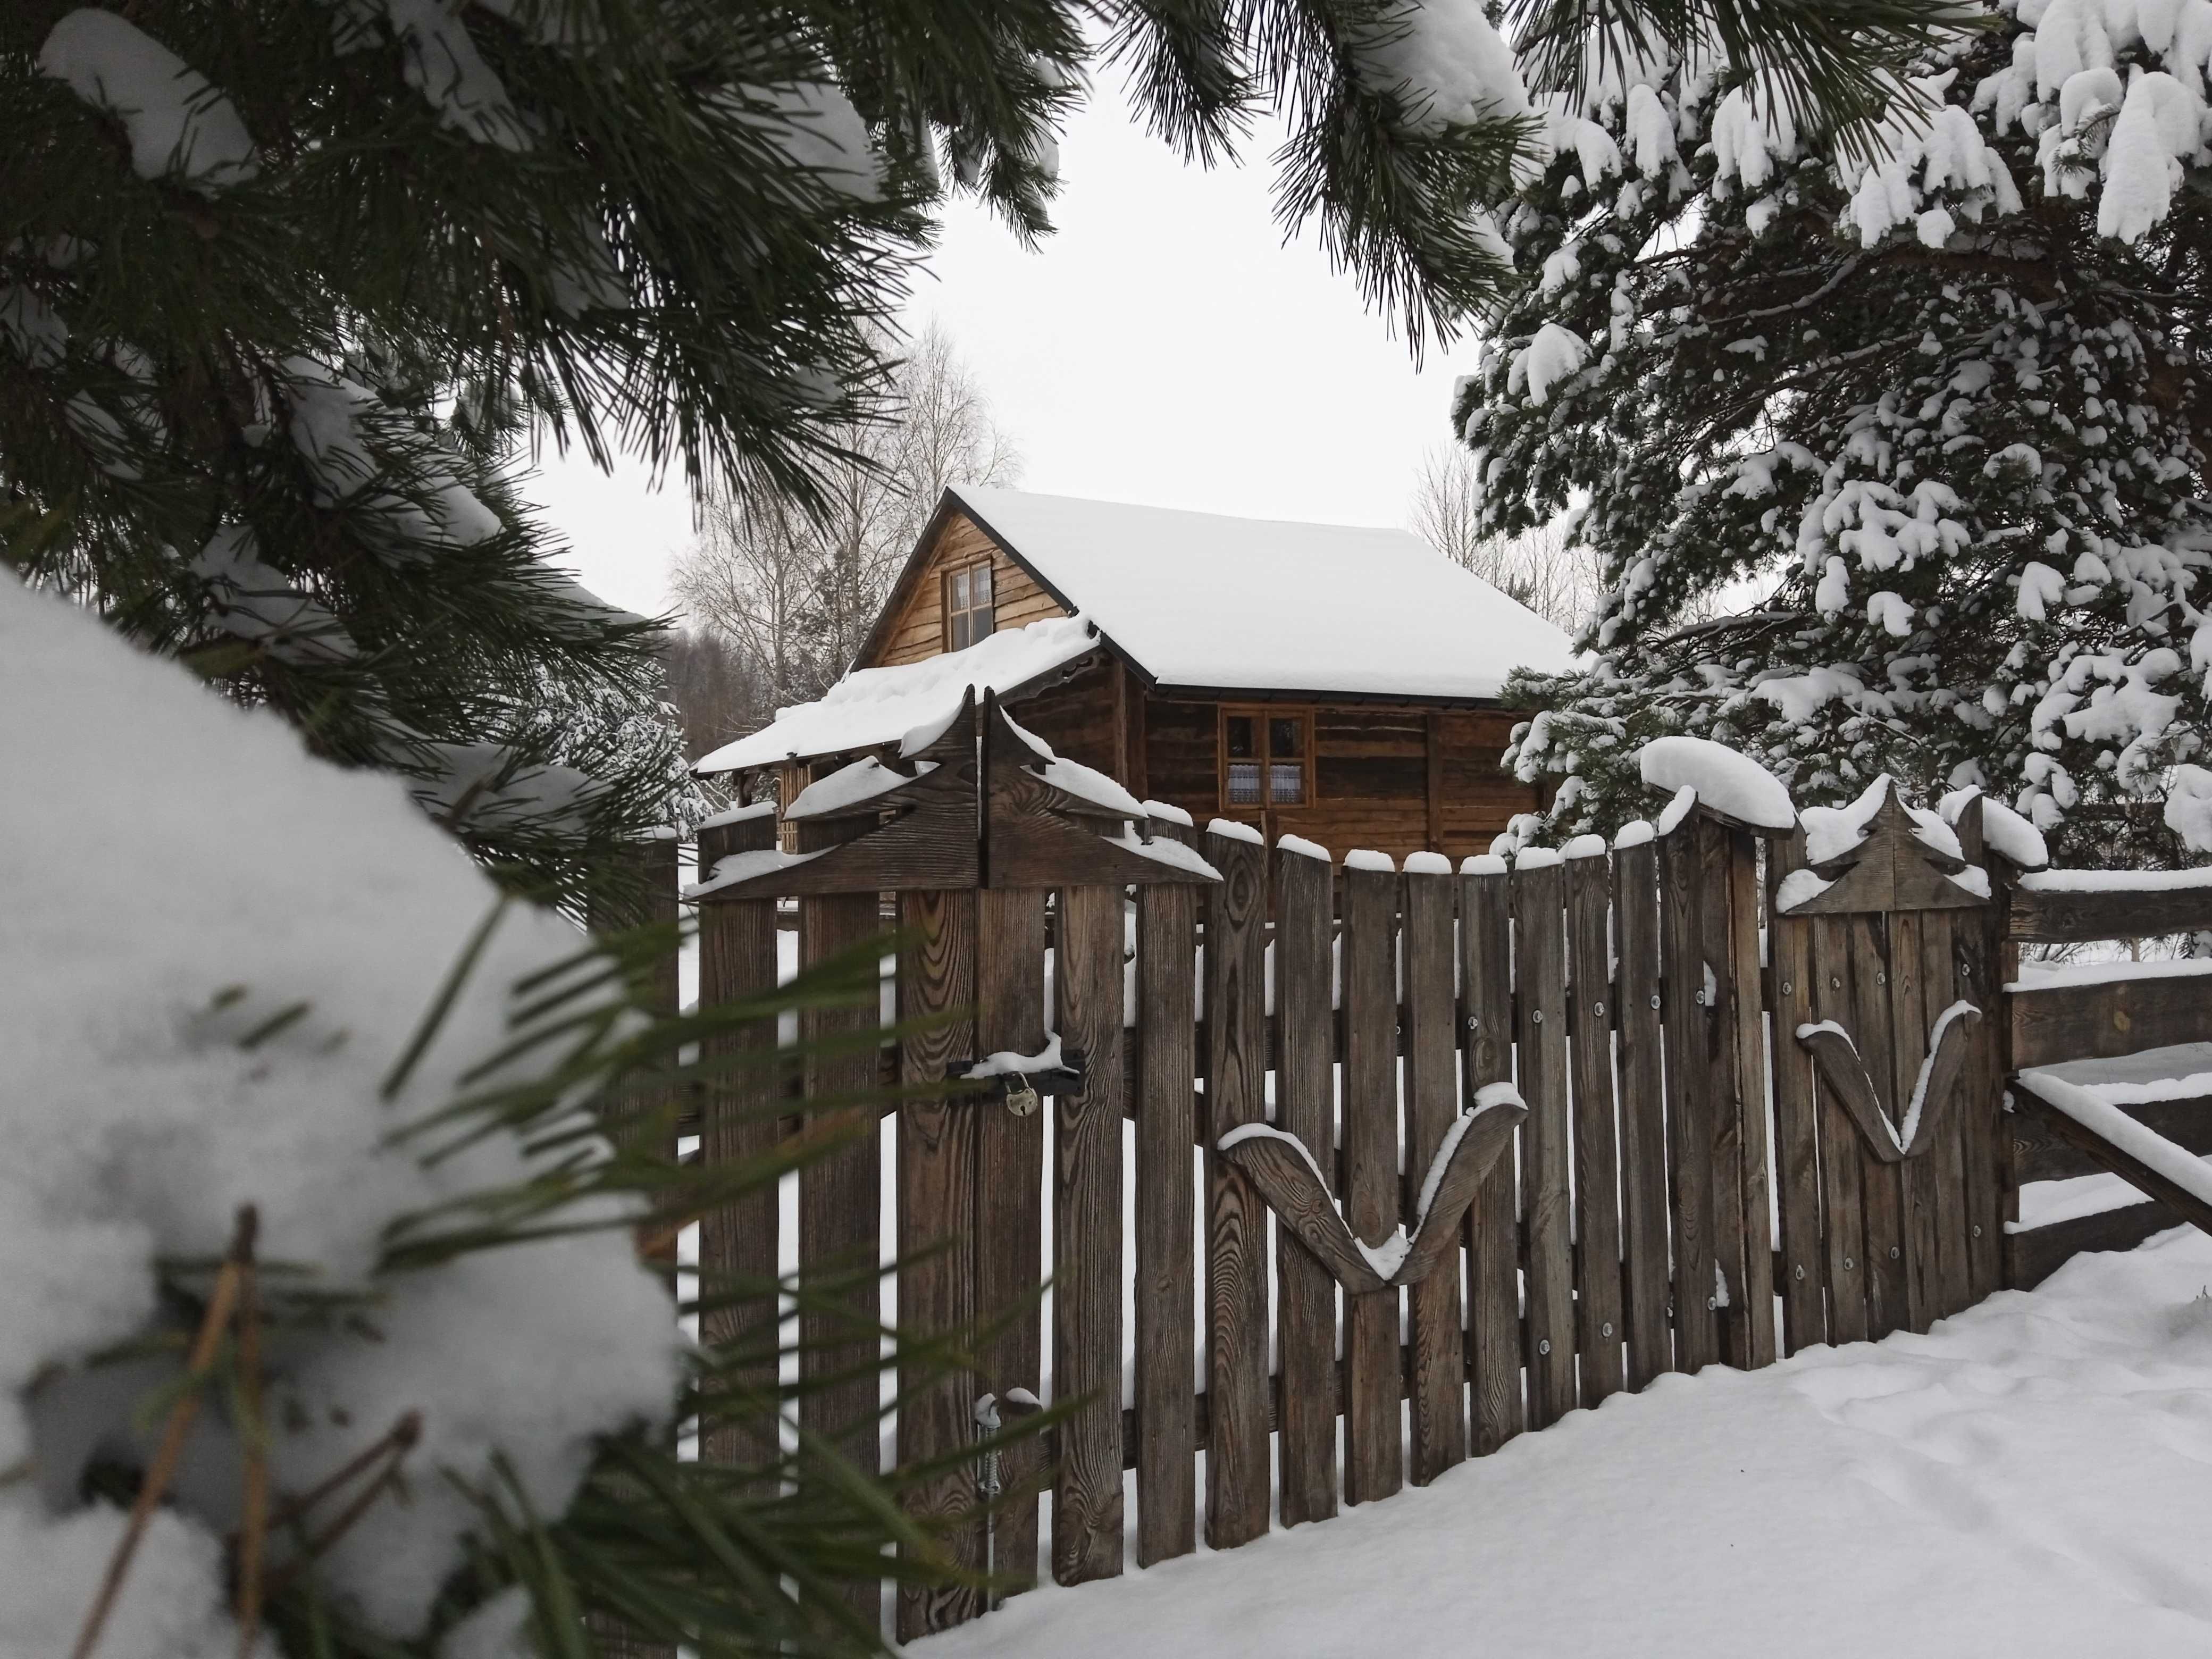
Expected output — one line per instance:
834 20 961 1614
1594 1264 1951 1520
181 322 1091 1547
1797 1002 1982 1162
1217 1094 1527 1296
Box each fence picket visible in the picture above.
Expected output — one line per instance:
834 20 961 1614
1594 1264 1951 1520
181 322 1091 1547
1766 831 1826 1354
1403 859 1468 1482
1272 842 1339 1524
1849 913 1910 1339
1459 858 1524 1453
975 889 1046 1598
1051 884 1126 1586
1515 857 1576 1427
1811 915 1870 1344
895 890 984 1639
1723 827 1777 1369
1659 823 1718 1374
1920 908 1973 1321
1889 910 1939 1333
1951 799 2006 1302
1202 830 1272 1546
1565 847 1624 1405
1134 880 1198 1564
1613 837 1672 1387
1343 856 1405 1502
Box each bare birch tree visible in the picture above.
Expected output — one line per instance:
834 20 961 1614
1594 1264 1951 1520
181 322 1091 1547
1408 444 1598 633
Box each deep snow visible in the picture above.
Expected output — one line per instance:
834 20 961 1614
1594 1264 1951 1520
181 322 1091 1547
915 1227 2212 1659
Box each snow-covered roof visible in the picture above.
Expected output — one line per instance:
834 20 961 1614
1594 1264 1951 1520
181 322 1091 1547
950 483 1575 699
692 614 1098 774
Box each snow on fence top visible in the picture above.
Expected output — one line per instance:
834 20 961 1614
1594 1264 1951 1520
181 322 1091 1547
948 482 1576 700
1636 736 1795 830
693 615 1098 774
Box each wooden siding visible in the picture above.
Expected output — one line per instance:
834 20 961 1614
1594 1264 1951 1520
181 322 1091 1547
1010 657 1121 777
873 512 1066 667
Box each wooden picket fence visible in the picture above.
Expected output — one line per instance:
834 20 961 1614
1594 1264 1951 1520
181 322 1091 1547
643 696 2109 1643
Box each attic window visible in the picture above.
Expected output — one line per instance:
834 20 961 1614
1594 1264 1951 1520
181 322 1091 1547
1222 709 1308 810
943 562 995 651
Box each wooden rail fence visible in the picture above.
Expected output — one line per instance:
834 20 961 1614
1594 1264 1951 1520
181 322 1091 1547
650 702 2212 1642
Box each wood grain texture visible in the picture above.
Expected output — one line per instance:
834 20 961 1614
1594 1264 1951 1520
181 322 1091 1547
1342 859 1405 1502
1887 910 1938 1333
1920 910 1973 1322
2009 1094 2212 1183
1403 862 1468 1480
1613 840 1673 1387
1134 879 1199 1566
974 889 1046 1598
1848 913 1910 1340
1051 884 1126 1587
895 890 984 1640
1698 822 1753 1369
2010 970 2212 1070
2012 1091 2212 1239
1271 844 1339 1526
2004 1193 2196 1289
1459 862 1524 1452
795 808 883 1630
1658 824 1718 1374
1810 916 1870 1345
2008 879 2212 944
1724 829 1778 1369
1953 801 2006 1302
1201 830 1272 1547
1514 858 1576 1427
1766 831 1826 1354
695 811 781 1470
1566 851 1624 1404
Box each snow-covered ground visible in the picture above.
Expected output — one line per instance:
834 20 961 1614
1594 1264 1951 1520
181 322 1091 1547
917 1228 2212 1658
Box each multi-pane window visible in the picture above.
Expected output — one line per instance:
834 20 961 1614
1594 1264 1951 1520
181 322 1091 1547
1222 709 1308 809
943 562 996 651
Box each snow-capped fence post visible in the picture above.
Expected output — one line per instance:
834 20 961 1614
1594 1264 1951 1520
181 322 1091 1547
693 803 783 1472
1458 855 1525 1454
1202 823 1273 1544
1270 839 1338 1527
1340 852 1405 1502
894 884 985 1639
1133 867 1200 1563
1564 840 1626 1403
1512 850 1578 1427
1402 853 1467 1482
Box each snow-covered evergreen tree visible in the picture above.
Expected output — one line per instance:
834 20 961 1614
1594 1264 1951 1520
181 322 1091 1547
1461 2 2212 865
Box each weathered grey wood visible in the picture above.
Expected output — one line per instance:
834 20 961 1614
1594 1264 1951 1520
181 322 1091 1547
1792 784 1982 914
1888 909 1939 1333
1920 909 1974 1322
1459 860 1524 1452
896 889 984 1639
1810 915 1870 1344
1728 829 1778 1367
1271 843 1338 1527
1231 1133 1388 1293
696 810 781 1470
1134 880 1198 1566
2009 1094 2212 1183
2004 1192 2193 1289
1613 839 1672 1386
1051 883 1125 1587
1403 862 1469 1480
1343 859 1405 1502
795 807 883 1630
1565 849 1624 1403
974 889 1046 1598
1847 913 1910 1340
1952 798 2007 1301
2011 970 2212 1070
1202 830 1272 1547
1658 824 1718 1373
2013 1088 2212 1237
2008 877 2212 944
1697 821 1752 1369
1766 831 1826 1354
1515 857 1576 1426
986 693 1213 890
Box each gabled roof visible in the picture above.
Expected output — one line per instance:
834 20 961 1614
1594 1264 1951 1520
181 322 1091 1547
696 485 1577 775
940 483 1576 700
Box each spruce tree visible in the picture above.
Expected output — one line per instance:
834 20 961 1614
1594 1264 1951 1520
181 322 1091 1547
1461 5 2212 865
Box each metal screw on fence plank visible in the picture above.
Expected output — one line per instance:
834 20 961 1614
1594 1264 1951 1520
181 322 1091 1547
1537 1338 1551 1355
1889 1245 1901 1260
1794 1264 1805 1281
1706 1296 1717 1310
1594 1000 1606 1017
1781 980 1793 997
1601 1322 1614 1338
1831 975 1842 990
1844 1256 1855 1270
1972 1224 1983 1238
1648 992 1661 1009
1876 970 1887 986
1531 1009 1543 1024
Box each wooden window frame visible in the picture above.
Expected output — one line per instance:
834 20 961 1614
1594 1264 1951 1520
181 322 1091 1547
941 559 997 652
1218 705 1313 816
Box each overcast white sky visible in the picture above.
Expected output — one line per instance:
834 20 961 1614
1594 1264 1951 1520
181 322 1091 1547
522 66 1489 622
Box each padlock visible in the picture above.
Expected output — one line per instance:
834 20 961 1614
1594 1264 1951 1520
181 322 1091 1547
1004 1080 1041 1118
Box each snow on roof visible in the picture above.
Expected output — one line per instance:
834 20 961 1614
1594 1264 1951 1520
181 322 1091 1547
949 483 1576 699
693 615 1098 774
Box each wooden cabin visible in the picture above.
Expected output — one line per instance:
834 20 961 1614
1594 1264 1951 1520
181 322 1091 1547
692 484 1575 864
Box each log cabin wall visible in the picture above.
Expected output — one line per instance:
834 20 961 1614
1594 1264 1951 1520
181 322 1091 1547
873 512 1066 667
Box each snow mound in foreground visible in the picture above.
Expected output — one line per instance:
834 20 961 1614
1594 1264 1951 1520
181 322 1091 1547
0 577 676 1654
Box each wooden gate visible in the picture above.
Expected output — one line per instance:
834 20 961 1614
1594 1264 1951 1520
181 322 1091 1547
682 708 2032 1639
